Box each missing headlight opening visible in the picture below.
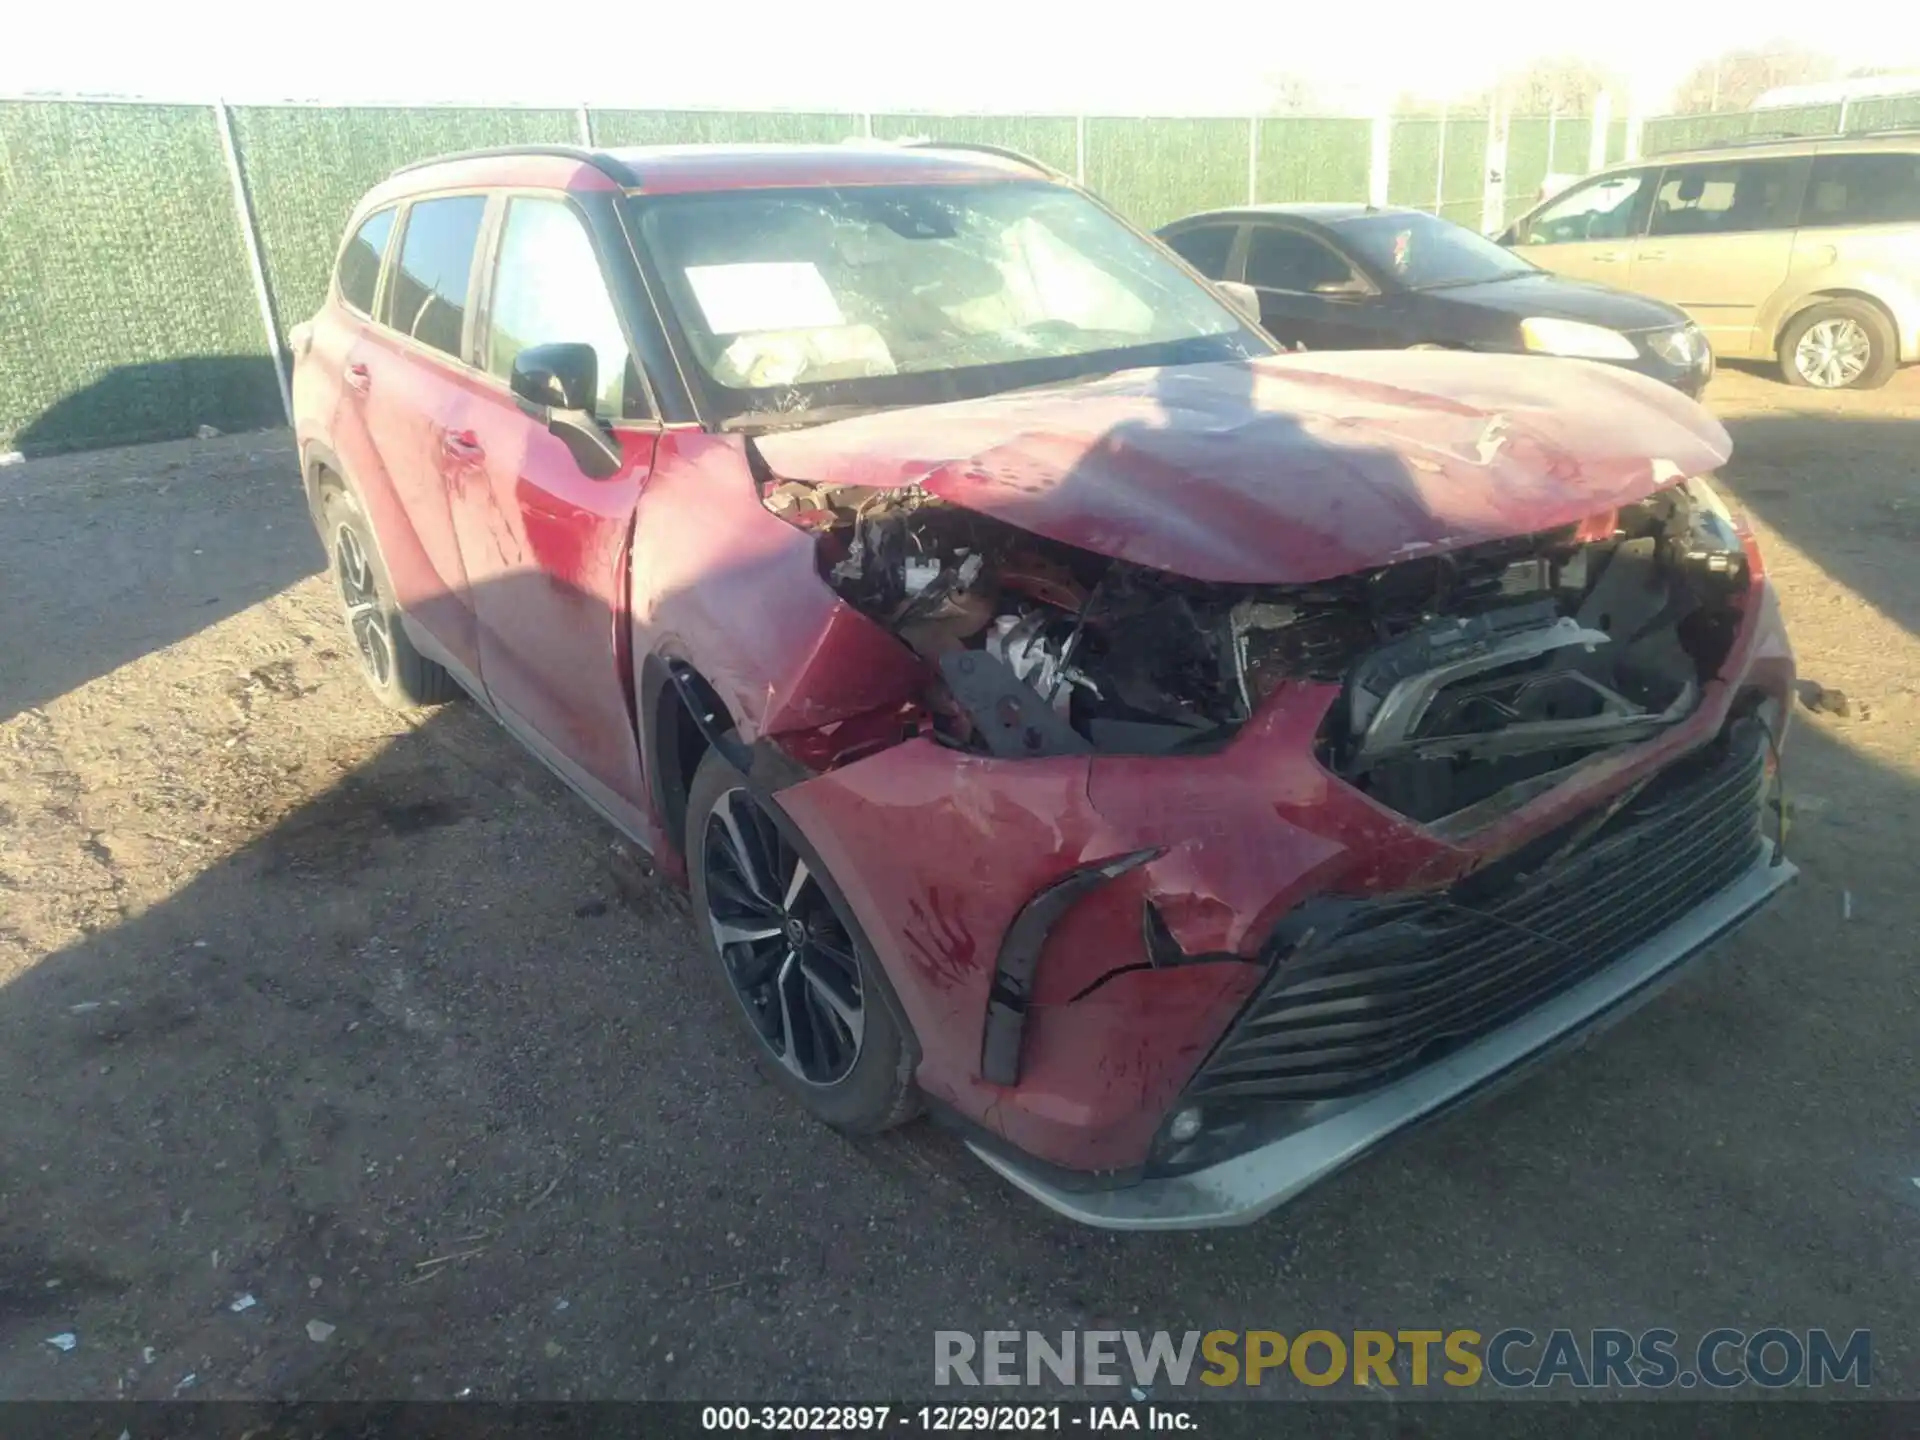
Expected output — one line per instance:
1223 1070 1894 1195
760 473 1750 821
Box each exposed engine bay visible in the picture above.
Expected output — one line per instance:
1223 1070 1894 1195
761 473 1751 826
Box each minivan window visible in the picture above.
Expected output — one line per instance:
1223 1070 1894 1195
1649 160 1800 238
487 198 637 418
1804 151 1920 226
1165 225 1237 279
389 195 487 360
1524 173 1648 244
338 208 394 316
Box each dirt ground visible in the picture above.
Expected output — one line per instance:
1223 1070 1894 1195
2 365 1918 1402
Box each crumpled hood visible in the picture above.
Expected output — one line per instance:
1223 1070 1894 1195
751 351 1732 585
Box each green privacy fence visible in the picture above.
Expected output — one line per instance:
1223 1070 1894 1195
3 93 1915 454
0 101 280 454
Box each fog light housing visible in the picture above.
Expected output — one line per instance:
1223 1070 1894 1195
1168 1107 1204 1144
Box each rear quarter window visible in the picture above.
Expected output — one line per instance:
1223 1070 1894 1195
337 208 395 316
1165 225 1238 279
1804 152 1920 226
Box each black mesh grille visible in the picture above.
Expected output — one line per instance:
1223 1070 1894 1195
1188 727 1769 1103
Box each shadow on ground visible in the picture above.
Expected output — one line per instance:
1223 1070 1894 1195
0 429 317 724
1718 405 1920 642
8 357 286 461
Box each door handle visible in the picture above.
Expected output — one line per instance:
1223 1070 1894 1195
440 430 485 462
1590 251 1623 263
344 363 371 395
1637 250 1668 262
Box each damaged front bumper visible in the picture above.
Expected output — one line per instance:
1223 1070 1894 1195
970 848 1794 1229
769 553 1795 1226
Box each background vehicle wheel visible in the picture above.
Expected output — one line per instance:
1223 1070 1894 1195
320 487 459 709
1780 300 1897 390
685 742 919 1133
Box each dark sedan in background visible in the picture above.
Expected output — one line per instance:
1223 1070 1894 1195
1160 204 1714 396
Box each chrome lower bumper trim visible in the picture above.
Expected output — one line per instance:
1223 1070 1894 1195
970 854 1796 1230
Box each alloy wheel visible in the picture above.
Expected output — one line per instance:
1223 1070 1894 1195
333 522 393 688
1793 318 1871 389
702 787 865 1086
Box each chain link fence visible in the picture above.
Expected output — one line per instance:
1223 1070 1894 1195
1 92 1913 455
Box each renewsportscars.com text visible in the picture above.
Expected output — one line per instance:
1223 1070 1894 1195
934 1328 1871 1390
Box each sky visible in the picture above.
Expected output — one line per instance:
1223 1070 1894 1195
3 0 1918 114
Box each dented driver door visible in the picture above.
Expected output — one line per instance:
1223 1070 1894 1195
452 192 659 834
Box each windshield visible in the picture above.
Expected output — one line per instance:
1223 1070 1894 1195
1332 211 1537 290
633 182 1265 427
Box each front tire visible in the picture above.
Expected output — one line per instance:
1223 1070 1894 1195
685 742 918 1133
320 487 459 709
1780 300 1898 390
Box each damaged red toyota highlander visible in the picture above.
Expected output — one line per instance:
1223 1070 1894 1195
291 141 1796 1229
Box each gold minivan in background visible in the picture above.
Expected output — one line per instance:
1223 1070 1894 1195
1501 134 1920 389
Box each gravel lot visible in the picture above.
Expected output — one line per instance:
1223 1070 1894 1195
2 365 1917 1402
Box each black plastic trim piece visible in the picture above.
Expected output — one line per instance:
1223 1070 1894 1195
938 650 1092 759
980 848 1162 1086
667 659 753 773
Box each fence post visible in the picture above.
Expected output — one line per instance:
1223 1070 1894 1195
1075 114 1087 185
212 100 292 428
577 104 593 146
1545 107 1558 175
1368 113 1391 207
1247 115 1259 204
1624 100 1645 162
1838 96 1851 134
1434 102 1449 216
1589 91 1612 173
1482 98 1509 234
861 112 874 138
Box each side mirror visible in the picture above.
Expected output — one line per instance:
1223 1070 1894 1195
509 343 623 480
1213 279 1262 324
1313 277 1371 299
511 341 598 412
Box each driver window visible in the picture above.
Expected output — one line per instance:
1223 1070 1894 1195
1525 173 1648 245
487 197 641 419
1245 227 1358 293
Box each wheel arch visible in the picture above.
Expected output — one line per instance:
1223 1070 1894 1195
1772 288 1899 359
638 651 736 867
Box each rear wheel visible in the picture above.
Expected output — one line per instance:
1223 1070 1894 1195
1779 300 1898 390
320 487 459 709
686 742 918 1132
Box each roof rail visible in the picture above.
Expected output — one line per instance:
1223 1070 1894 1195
1692 129 1818 149
386 144 639 187
902 138 1070 182
1681 125 1920 154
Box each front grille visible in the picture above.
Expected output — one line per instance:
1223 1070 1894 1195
1187 726 1768 1104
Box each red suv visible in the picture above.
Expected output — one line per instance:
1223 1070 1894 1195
291 142 1798 1229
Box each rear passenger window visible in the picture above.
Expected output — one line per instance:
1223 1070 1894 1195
1649 160 1801 238
1805 152 1920 226
1165 225 1237 279
1245 227 1356 292
337 208 394 316
389 196 487 359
